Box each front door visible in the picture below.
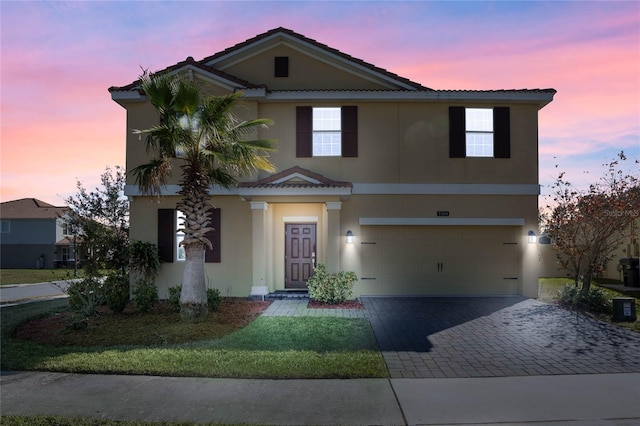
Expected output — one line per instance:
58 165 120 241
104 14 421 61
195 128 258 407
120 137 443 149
285 223 316 288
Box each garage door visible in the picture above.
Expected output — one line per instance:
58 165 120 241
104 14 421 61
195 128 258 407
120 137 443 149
359 226 521 296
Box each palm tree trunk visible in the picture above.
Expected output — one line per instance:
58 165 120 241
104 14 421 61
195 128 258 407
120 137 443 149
180 242 208 322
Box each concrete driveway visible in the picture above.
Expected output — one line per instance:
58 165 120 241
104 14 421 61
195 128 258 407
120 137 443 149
362 296 640 378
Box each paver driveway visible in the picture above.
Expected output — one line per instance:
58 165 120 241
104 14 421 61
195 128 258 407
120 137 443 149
362 297 640 378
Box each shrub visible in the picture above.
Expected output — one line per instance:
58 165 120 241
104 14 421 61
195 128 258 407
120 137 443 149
557 284 612 314
133 280 158 313
168 285 182 312
307 263 358 304
67 277 105 317
104 273 130 313
207 288 222 311
129 240 160 283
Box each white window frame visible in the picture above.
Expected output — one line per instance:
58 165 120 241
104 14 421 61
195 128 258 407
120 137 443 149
465 108 494 157
176 210 186 262
312 107 342 156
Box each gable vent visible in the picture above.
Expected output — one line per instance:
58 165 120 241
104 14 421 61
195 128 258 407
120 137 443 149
275 56 289 77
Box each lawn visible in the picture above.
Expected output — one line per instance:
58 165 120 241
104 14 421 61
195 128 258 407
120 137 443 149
1 298 387 379
0 269 78 285
539 277 640 333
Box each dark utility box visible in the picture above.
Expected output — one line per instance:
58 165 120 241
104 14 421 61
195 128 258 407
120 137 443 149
612 297 637 322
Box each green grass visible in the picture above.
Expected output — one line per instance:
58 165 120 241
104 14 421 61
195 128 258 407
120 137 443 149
1 300 387 379
0 269 78 285
538 277 640 333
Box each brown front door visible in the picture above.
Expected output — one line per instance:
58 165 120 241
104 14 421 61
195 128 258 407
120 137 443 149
285 223 316 288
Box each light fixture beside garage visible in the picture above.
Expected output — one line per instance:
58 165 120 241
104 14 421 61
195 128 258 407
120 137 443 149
346 230 354 244
528 230 537 243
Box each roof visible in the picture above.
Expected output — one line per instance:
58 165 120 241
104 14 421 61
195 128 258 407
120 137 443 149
109 27 555 106
238 166 352 189
1 198 68 220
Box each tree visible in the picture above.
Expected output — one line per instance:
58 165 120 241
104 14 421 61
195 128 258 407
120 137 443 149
64 166 130 275
543 152 639 294
132 70 276 322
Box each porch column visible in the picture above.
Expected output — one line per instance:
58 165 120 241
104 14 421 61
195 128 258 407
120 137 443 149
250 201 270 295
325 202 342 274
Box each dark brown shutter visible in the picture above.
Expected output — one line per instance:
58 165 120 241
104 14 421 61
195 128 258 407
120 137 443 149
205 208 221 263
493 107 511 158
157 209 174 263
449 106 466 158
341 106 358 157
274 56 289 77
296 106 312 157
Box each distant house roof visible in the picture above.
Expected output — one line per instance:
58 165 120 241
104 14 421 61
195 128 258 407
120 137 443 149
0 198 68 219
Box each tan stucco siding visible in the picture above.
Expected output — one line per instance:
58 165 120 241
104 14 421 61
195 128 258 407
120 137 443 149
129 195 253 298
257 102 540 185
221 44 392 90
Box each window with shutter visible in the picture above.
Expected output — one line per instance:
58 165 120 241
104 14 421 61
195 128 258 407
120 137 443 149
296 106 358 157
157 208 221 263
449 106 510 158
157 209 175 263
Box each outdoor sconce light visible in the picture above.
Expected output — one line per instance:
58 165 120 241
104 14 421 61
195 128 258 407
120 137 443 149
346 230 354 244
528 230 537 244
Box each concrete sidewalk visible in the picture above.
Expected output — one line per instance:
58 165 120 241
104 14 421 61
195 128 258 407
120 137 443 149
2 371 639 425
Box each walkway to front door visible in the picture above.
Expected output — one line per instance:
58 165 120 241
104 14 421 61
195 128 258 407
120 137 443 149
285 223 316 289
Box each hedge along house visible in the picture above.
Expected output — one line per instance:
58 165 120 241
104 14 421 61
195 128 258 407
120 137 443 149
109 27 555 299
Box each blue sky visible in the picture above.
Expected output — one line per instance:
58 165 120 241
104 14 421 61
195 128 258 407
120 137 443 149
2 0 638 205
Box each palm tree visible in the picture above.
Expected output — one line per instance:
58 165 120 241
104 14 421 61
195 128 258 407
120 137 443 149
132 70 276 322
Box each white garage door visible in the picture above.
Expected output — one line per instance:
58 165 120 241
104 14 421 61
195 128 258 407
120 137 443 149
359 226 521 296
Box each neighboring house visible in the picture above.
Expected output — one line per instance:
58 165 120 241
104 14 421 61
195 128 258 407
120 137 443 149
0 198 77 269
539 219 639 282
110 27 555 299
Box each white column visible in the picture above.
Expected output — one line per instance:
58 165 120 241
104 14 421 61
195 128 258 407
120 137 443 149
325 202 342 274
249 201 269 297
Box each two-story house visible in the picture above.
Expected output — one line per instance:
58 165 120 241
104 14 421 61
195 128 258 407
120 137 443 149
0 198 77 269
110 27 555 299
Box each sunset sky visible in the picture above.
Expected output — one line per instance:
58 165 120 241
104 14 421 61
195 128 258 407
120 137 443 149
1 1 638 206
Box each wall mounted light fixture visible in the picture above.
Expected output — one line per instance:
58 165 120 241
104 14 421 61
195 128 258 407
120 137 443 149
346 230 353 244
528 230 537 244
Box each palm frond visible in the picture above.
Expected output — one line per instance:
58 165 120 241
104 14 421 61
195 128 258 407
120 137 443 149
130 158 173 196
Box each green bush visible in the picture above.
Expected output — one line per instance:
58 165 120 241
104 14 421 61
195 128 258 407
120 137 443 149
67 277 105 317
207 287 222 311
168 285 182 312
133 280 158 313
104 273 130 313
557 284 612 314
307 263 358 304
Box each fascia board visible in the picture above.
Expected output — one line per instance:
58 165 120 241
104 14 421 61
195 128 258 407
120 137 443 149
238 187 352 197
110 91 146 103
359 217 525 226
124 184 351 197
353 183 541 195
265 90 555 105
124 185 237 197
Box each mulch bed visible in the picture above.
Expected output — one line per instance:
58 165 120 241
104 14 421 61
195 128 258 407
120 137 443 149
308 300 364 309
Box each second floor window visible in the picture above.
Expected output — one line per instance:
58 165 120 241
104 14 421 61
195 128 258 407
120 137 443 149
313 107 342 156
465 108 494 157
296 106 358 158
